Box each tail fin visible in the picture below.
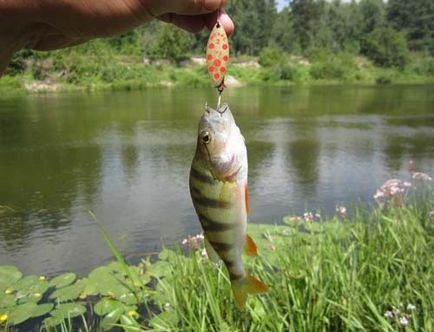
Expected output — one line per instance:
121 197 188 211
231 274 268 308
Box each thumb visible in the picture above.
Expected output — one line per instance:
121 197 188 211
145 0 228 17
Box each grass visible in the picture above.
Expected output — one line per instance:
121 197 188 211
149 202 434 331
1 198 433 331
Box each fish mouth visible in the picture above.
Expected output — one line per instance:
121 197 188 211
204 102 229 116
217 104 229 115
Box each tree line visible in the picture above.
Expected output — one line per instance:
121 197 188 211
6 0 434 76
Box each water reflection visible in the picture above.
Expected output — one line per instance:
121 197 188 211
0 85 433 275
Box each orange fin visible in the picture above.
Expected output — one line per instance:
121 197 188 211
245 234 258 257
232 274 268 308
244 184 250 214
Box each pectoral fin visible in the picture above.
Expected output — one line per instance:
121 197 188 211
244 234 258 257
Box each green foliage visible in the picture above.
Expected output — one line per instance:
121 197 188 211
306 49 360 81
387 0 434 54
363 27 410 68
146 24 193 64
1 199 434 331
258 47 286 67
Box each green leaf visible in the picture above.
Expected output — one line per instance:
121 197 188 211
50 303 86 320
100 307 124 330
0 294 15 309
8 302 37 325
120 314 141 331
0 265 22 291
49 272 76 289
14 276 49 302
94 298 124 316
42 316 65 329
149 311 178 330
49 279 86 302
7 302 55 325
31 303 54 317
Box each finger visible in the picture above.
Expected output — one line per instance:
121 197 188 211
203 8 234 36
158 14 206 33
146 0 227 17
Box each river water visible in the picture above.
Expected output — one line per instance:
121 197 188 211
0 85 433 275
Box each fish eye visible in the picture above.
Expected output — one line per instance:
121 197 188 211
200 131 211 144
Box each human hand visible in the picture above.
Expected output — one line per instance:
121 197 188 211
0 0 234 74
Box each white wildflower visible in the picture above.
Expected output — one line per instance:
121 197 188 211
403 181 412 188
399 316 409 327
407 304 416 311
412 172 432 182
384 310 394 318
164 303 171 310
392 307 401 316
201 248 208 258
182 239 188 245
336 205 348 219
373 189 385 199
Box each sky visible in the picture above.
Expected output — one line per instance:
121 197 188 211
277 0 287 10
277 0 357 11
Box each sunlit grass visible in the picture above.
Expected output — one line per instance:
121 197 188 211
146 201 434 331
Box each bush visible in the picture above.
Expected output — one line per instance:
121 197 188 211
309 53 358 80
260 63 295 81
146 24 194 64
258 47 287 67
408 55 434 76
363 27 410 68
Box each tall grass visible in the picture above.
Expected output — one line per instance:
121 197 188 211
148 203 434 331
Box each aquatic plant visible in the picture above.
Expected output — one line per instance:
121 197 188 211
1 188 433 331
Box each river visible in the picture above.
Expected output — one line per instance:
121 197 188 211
0 85 433 275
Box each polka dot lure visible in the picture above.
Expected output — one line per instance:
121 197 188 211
206 21 229 96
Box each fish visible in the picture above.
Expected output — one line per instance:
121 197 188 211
189 103 268 308
206 21 229 89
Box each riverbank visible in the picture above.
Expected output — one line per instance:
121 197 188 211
1 198 433 331
1 52 434 94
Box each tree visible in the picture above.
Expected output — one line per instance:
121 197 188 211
291 0 328 50
387 0 434 54
359 0 386 34
363 27 409 68
146 24 193 64
228 0 277 55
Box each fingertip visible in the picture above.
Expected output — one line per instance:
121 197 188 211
218 9 234 36
204 9 235 36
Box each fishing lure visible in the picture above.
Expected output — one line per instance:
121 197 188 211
206 21 229 109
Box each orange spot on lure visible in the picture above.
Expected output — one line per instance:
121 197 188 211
206 21 229 90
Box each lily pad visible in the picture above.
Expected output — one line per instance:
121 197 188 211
49 279 86 302
0 294 15 309
14 276 49 303
0 265 22 291
8 302 37 325
7 302 53 325
49 272 76 289
94 298 124 316
50 303 86 320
